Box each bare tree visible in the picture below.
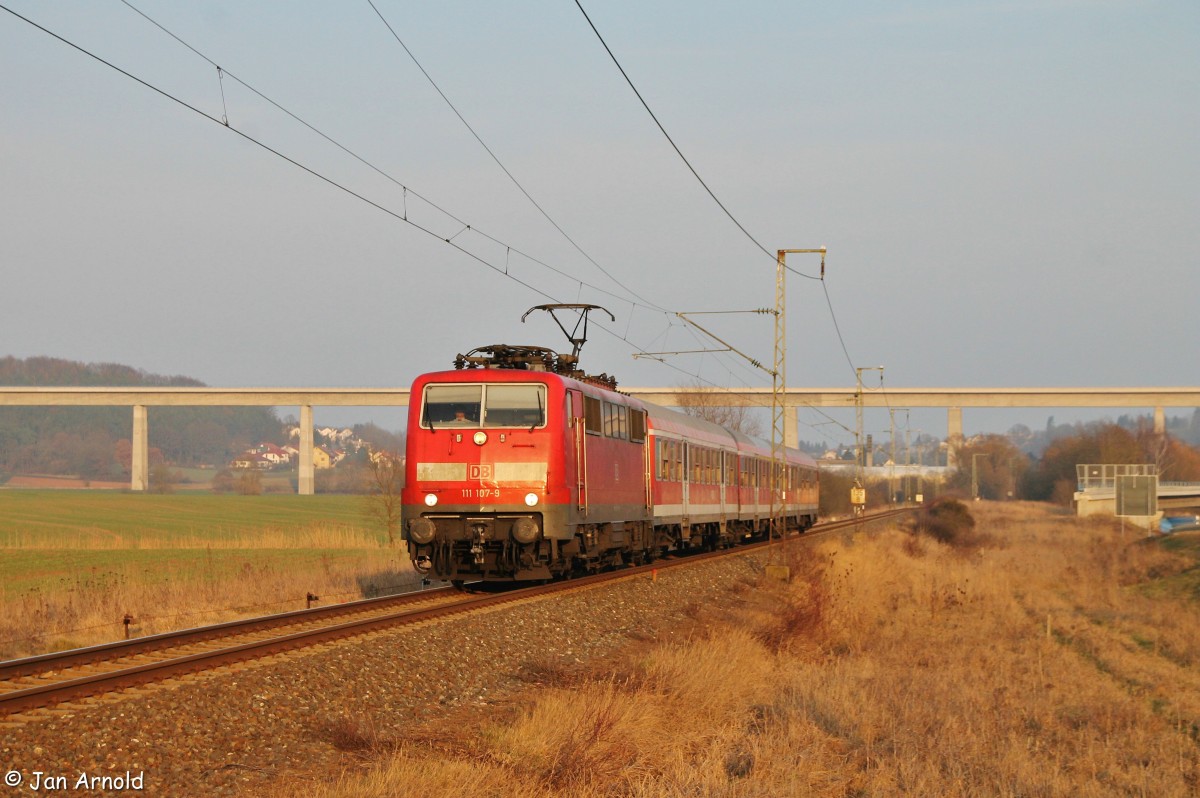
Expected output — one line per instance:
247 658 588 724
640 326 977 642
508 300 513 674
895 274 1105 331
365 449 404 544
673 380 765 437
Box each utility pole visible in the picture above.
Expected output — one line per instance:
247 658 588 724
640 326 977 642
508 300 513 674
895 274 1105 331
904 411 911 502
889 408 896 503
852 366 881 517
771 248 825 545
972 452 985 500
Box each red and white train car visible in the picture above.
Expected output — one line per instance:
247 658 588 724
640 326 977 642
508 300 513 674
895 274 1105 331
401 347 818 585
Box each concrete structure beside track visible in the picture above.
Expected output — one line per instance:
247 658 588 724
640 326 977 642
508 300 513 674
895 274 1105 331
1 386 1197 494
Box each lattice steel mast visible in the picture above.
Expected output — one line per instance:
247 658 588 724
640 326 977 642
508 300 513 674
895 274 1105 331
771 248 825 541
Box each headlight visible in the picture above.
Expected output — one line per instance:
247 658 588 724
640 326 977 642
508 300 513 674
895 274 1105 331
473 431 488 445
524 492 539 507
408 518 436 544
511 517 539 544
424 493 438 507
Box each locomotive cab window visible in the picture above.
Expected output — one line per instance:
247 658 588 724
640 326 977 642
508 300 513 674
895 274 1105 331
422 385 481 426
483 384 546 428
421 383 546 429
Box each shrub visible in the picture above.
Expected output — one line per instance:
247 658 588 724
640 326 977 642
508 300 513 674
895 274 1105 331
211 468 236 493
236 470 263 495
911 497 976 546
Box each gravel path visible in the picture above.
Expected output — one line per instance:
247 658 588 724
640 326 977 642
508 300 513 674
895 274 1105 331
0 552 765 796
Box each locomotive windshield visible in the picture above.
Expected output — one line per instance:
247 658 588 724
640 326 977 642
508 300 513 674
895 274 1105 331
421 383 546 428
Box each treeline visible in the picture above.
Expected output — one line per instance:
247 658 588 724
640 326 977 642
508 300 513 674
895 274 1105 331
1006 410 1200 457
951 421 1200 505
0 356 282 479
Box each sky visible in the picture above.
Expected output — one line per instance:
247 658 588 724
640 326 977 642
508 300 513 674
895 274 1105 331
1 1 1197 447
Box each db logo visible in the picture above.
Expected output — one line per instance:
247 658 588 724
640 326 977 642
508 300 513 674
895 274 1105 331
468 464 494 481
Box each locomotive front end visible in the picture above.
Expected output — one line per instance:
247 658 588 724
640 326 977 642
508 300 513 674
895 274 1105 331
402 372 570 585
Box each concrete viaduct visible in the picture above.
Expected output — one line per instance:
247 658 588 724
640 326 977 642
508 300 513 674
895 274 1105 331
1 386 1197 494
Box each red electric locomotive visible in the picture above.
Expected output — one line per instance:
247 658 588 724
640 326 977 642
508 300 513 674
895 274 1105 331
401 306 818 585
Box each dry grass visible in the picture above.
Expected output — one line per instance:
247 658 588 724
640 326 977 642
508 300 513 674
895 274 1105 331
264 503 1200 797
0 549 418 660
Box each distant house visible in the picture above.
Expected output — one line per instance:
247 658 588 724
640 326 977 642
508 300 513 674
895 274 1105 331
232 452 271 470
369 449 401 466
313 446 334 469
255 442 290 464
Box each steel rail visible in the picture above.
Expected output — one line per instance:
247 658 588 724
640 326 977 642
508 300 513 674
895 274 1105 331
0 587 462 682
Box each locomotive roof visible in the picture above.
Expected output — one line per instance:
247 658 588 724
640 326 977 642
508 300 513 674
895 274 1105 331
416 367 609 393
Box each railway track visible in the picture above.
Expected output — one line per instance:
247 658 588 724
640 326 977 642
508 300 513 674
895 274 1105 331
0 507 910 718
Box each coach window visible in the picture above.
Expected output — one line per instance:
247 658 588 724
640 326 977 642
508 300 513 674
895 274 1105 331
422 385 482 427
483 384 547 428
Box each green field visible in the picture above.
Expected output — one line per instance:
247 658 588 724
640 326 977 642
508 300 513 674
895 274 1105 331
0 490 385 542
0 490 400 593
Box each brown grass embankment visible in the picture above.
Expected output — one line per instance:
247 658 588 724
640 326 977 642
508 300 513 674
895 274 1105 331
273 502 1200 797
0 525 416 661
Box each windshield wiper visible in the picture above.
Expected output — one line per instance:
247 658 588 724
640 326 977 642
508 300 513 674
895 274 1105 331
530 392 543 432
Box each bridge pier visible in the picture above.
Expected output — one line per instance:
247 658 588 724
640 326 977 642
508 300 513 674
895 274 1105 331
1155 406 1165 436
946 407 963 469
299 405 315 495
131 405 148 491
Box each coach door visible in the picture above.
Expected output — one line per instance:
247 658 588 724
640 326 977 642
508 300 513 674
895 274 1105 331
681 443 690 524
719 450 729 531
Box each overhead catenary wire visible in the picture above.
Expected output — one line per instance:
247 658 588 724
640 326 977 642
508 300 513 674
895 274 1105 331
12 2 866 412
1 5 556 296
576 0 864 387
574 0 780 267
115 0 665 319
3 4 750 396
366 0 667 315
